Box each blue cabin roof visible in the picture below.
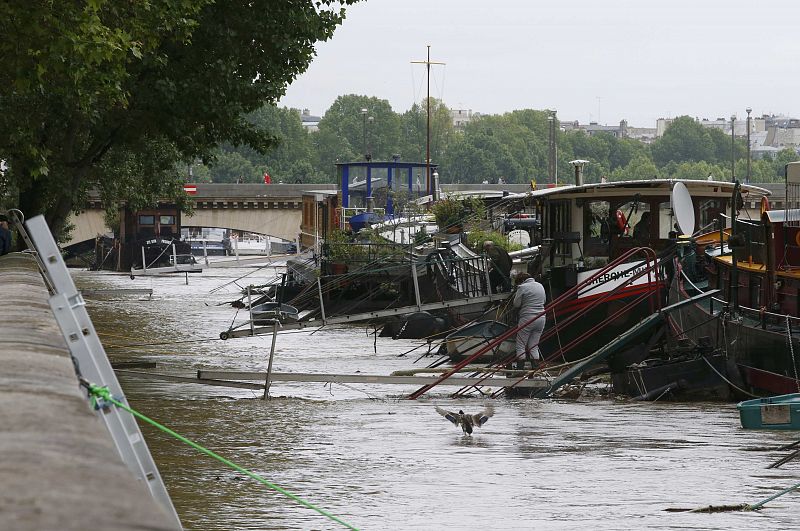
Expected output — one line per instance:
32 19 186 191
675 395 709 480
337 160 440 214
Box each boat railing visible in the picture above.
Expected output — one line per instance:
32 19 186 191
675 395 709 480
678 249 793 330
325 241 410 265
707 295 800 332
406 246 662 400
425 252 492 299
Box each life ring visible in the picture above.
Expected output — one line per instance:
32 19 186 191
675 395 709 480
761 196 770 215
615 210 627 232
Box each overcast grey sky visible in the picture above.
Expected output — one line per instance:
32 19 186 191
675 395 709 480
279 0 800 128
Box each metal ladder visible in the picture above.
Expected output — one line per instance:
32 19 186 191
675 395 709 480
24 215 182 529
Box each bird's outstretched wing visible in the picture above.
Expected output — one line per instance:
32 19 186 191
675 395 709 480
470 405 494 428
435 406 461 426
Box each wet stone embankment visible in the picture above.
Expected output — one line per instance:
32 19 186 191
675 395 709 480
0 253 176 530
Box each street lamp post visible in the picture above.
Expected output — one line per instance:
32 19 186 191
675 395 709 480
367 116 374 161
361 108 368 161
730 115 736 183
547 114 554 184
746 107 752 184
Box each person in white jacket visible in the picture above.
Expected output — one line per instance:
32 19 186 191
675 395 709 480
512 272 547 370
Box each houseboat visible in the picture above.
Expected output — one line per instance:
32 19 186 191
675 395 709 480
670 164 800 397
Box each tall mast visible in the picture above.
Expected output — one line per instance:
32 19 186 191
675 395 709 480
426 45 431 196
412 45 445 197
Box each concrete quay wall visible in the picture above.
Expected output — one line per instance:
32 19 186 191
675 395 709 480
0 253 177 530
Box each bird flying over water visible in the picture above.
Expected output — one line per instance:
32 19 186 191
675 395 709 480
435 405 494 435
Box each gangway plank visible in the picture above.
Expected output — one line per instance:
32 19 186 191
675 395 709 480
116 369 548 390
221 292 510 339
533 289 721 398
81 288 154 299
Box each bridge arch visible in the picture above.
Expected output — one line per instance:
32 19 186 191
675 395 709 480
181 208 301 242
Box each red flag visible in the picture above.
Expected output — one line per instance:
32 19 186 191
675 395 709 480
263 171 271 184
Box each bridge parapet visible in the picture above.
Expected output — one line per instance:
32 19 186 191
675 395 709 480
188 183 337 200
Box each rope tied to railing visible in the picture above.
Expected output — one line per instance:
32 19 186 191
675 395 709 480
80 380 360 530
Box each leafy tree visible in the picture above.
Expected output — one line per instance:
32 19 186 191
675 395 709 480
315 94 402 179
670 160 726 181
651 116 716 167
0 0 360 237
609 137 648 171
207 151 258 183
399 98 455 167
609 155 660 181
707 127 746 165
203 105 316 183
311 126 358 180
441 123 520 183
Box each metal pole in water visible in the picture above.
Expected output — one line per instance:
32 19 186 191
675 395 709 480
317 277 327 323
234 236 239 262
141 246 147 273
202 239 209 265
483 256 494 300
172 244 177 271
263 319 278 399
247 285 254 336
410 260 422 310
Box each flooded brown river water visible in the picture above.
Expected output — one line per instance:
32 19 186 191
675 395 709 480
74 266 800 530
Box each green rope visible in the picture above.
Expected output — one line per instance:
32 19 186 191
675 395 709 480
86 383 359 530
747 480 800 511
668 479 800 513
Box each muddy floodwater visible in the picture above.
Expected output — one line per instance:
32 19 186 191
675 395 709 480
74 265 800 530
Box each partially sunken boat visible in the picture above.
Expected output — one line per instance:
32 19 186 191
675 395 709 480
231 159 514 340
444 320 516 363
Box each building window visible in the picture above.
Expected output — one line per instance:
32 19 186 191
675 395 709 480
139 215 155 225
159 215 175 225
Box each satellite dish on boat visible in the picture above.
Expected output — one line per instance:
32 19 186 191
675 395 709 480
672 182 695 235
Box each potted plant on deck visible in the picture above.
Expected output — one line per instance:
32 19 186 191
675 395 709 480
431 196 486 234
324 228 352 274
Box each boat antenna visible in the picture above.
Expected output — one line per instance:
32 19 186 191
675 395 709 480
412 45 445 198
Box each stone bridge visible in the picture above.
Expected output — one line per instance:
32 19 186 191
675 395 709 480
66 183 337 246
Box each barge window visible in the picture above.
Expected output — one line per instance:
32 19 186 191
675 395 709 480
699 199 725 232
616 200 650 239
658 201 673 239
584 200 611 257
587 201 610 239
544 199 572 264
159 215 175 225
138 215 155 225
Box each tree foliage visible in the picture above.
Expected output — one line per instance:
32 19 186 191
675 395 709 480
0 0 360 236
